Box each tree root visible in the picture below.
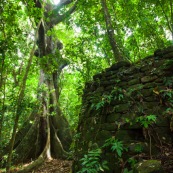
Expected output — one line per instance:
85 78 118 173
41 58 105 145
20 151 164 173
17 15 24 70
16 156 44 173
16 116 51 173
14 114 70 173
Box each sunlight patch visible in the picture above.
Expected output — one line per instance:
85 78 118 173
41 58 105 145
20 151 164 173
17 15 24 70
52 0 60 5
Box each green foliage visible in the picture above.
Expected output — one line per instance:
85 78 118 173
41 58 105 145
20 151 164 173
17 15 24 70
0 0 39 149
78 137 127 172
91 87 124 110
160 87 173 103
74 0 172 63
134 144 143 153
136 115 157 128
91 93 113 110
59 69 83 130
128 157 137 168
93 101 105 110
123 168 133 173
77 149 109 173
122 157 137 173
103 137 125 157
165 107 173 116
111 86 124 101
163 76 173 87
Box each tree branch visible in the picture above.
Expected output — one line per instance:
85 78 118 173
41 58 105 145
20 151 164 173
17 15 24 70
54 0 72 11
51 1 77 25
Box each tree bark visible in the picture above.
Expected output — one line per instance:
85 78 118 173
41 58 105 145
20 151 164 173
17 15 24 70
100 0 123 62
0 51 6 140
170 0 173 42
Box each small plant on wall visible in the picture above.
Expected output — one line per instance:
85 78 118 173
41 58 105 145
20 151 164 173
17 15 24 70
91 93 113 110
136 114 157 159
77 148 109 173
103 137 125 157
91 86 125 111
136 114 157 128
77 137 126 173
111 86 124 101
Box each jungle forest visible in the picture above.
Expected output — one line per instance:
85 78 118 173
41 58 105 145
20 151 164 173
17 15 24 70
0 0 173 172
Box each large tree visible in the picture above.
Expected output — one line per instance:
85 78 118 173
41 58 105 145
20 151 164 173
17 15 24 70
1 0 77 172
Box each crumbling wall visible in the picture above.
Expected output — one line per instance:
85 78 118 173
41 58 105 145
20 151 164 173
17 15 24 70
73 46 173 173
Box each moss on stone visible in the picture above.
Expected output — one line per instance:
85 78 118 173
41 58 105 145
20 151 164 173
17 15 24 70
133 160 164 173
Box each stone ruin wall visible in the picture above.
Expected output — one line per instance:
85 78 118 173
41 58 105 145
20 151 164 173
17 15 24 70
73 46 173 172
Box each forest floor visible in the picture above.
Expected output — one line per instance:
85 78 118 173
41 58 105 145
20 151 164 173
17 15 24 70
1 145 173 173
30 144 173 173
29 159 72 173
158 144 173 173
0 159 72 173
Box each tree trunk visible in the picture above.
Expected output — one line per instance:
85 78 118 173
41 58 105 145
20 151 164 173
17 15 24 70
0 51 6 140
1 1 76 172
170 0 173 42
101 0 123 62
9 63 71 173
